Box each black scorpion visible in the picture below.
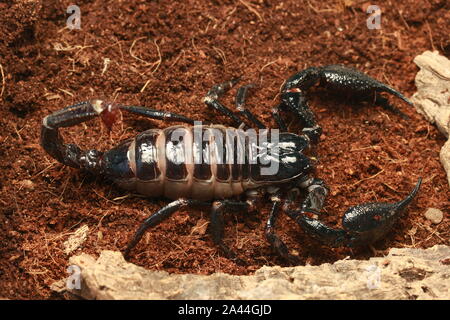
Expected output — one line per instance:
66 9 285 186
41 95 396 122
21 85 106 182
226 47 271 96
41 65 421 261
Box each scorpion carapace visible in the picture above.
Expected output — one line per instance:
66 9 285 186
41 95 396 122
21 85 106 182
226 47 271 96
41 64 421 262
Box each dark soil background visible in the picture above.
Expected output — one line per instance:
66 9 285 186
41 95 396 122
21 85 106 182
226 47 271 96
0 0 449 299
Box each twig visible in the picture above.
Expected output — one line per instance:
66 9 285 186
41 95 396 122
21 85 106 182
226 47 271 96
0 62 5 98
58 88 74 97
382 182 399 193
104 40 125 62
351 169 385 187
101 57 111 75
140 79 151 93
350 145 381 152
151 39 162 73
260 59 278 72
239 0 264 22
12 123 23 142
170 49 185 68
397 9 410 30
307 0 335 13
53 42 93 53
213 46 226 64
129 37 152 66
425 20 436 51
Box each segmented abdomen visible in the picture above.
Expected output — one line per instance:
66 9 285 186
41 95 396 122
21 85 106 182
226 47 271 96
103 125 258 200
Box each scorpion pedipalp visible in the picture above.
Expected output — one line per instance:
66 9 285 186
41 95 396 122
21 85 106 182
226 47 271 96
286 178 422 247
282 64 413 120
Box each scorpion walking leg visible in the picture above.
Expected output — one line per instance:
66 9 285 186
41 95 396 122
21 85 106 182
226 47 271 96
124 199 210 259
235 84 266 129
271 104 288 131
265 198 296 262
120 105 195 124
298 177 328 215
210 200 249 259
204 79 244 127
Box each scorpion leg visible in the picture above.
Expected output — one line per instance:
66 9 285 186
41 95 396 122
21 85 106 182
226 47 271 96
265 197 298 263
284 177 346 246
297 177 329 215
235 84 266 129
120 105 195 124
204 79 244 127
210 200 249 259
271 104 288 131
286 178 422 247
124 199 210 259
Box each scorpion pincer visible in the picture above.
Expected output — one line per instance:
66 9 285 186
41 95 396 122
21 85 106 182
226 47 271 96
41 64 421 262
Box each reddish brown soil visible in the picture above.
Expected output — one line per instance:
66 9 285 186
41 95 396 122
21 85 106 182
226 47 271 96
1 0 449 299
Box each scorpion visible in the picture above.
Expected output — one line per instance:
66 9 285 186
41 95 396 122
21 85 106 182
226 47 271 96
41 64 421 262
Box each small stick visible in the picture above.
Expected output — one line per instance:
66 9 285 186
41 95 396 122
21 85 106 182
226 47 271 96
239 0 264 22
213 46 227 64
140 79 151 93
58 88 74 97
0 62 5 97
425 20 436 51
130 37 152 66
351 169 385 187
397 9 410 30
260 59 278 72
151 39 162 73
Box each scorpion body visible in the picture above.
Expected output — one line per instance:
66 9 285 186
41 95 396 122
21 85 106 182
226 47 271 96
41 65 421 262
78 123 310 201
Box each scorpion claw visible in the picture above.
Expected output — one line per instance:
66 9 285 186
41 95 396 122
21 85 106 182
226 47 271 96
295 178 422 247
342 178 422 246
282 64 413 119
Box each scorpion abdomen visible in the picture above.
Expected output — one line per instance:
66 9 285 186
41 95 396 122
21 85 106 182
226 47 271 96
102 125 260 201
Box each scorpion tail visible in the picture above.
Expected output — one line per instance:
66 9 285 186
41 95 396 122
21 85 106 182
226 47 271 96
41 100 196 172
41 100 113 171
